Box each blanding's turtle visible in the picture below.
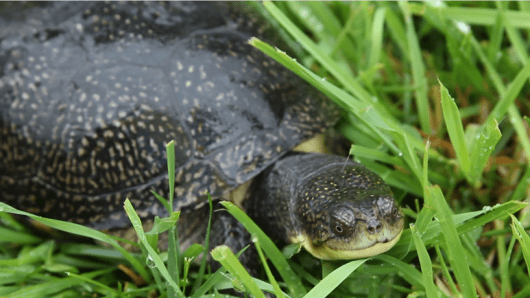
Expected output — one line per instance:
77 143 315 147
0 2 403 265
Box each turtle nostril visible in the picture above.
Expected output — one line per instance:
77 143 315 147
368 223 383 234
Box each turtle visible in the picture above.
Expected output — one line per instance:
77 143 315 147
0 1 403 267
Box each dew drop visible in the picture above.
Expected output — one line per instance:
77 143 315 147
146 254 156 268
482 206 492 212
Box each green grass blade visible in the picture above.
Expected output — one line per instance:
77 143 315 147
468 119 502 188
191 194 214 294
262 1 381 111
368 7 386 71
439 80 471 180
165 140 179 298
429 185 477 298
399 1 431 134
496 2 528 63
166 140 176 209
250 32 446 164
487 58 530 124
374 254 423 289
0 226 42 245
305 259 367 298
2 268 114 298
387 129 423 184
414 140 436 236
434 244 459 295
253 236 285 298
210 246 265 298
510 215 530 275
486 12 505 64
64 271 118 296
390 201 526 259
220 201 306 297
123 199 183 296
408 3 530 29
383 3 409 59
410 224 438 298
0 202 149 282
349 145 406 168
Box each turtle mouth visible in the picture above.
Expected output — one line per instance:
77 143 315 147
298 215 405 260
303 228 404 260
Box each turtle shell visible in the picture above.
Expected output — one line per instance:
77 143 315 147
0 2 337 230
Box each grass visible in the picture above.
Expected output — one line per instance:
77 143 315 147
1 1 530 297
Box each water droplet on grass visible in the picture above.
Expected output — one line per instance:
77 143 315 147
146 255 156 268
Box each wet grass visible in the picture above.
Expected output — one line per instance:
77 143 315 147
2 1 530 297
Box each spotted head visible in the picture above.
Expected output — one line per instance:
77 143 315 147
294 160 404 260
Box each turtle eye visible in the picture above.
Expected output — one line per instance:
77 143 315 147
330 217 354 237
392 207 399 218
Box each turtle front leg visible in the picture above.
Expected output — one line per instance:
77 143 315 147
210 207 259 276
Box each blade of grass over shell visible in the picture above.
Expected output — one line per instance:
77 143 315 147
429 185 477 298
166 140 176 209
191 193 214 294
349 145 405 168
220 201 306 297
262 1 385 115
286 2 340 49
165 140 180 298
150 191 172 216
399 1 431 134
0 202 149 282
360 159 423 197
250 38 410 159
249 35 446 167
123 199 183 296
409 224 437 298
210 246 265 298
304 259 367 298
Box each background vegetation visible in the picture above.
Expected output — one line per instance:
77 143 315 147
1 1 529 297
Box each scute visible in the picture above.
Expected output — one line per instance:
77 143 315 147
0 2 338 230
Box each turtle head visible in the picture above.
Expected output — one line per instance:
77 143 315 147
294 162 404 260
